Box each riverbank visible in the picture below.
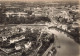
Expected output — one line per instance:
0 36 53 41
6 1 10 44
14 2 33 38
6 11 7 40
49 27 80 44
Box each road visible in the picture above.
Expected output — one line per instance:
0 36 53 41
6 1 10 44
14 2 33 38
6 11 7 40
48 28 80 56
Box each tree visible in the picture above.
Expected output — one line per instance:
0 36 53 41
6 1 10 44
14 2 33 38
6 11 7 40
0 3 7 24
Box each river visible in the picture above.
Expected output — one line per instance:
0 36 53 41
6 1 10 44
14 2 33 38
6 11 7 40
48 28 80 56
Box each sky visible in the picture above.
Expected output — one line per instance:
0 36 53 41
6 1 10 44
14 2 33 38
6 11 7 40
0 0 78 2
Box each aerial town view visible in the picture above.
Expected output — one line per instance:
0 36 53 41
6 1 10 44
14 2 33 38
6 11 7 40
0 0 80 56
